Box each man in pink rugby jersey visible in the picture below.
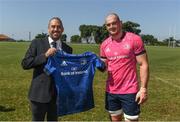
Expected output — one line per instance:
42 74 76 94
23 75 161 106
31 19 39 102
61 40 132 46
100 13 149 122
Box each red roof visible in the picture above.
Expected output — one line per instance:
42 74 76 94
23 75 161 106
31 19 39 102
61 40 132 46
0 34 14 41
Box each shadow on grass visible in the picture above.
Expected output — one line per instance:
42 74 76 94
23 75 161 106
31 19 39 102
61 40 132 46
0 105 15 112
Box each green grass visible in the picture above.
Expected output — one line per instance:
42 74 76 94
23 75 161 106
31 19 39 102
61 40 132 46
0 42 180 121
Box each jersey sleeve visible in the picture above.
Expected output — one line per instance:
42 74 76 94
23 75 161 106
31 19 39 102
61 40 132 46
133 35 146 56
100 44 107 59
44 57 56 75
94 54 106 71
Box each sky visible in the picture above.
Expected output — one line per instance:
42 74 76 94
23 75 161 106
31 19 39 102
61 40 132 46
0 0 180 41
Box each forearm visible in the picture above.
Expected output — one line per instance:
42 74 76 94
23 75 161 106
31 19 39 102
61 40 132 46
139 63 149 89
136 63 149 104
21 53 47 69
21 40 47 69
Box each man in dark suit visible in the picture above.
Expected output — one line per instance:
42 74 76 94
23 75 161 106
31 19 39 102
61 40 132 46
21 17 72 121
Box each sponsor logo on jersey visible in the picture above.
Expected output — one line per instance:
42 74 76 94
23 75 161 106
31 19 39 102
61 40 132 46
105 47 110 53
80 59 87 65
71 67 78 71
108 55 129 60
123 44 130 50
61 60 67 66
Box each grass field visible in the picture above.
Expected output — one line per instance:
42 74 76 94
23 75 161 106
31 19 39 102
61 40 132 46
0 42 180 121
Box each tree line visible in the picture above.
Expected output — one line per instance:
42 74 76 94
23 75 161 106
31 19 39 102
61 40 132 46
34 21 179 46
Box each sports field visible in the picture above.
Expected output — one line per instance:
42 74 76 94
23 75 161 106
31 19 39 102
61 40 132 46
0 42 180 121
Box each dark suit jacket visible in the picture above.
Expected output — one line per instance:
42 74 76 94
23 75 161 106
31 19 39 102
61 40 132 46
21 36 72 103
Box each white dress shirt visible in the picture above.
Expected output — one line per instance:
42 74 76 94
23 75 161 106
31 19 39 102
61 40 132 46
48 36 62 50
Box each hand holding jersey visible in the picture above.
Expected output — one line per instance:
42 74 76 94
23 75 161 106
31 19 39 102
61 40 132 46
45 41 57 58
45 48 57 58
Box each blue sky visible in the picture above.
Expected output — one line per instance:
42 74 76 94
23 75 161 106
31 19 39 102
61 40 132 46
0 0 180 41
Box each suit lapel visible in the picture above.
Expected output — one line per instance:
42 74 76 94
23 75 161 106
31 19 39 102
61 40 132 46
44 36 50 50
61 42 65 51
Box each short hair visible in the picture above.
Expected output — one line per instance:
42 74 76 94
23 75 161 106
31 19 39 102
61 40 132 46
105 13 121 23
48 17 63 28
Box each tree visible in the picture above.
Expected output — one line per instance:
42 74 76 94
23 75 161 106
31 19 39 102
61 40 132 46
163 37 177 47
79 25 89 43
141 34 158 45
79 25 90 38
71 35 81 43
122 21 141 35
35 33 47 39
78 21 141 44
61 34 67 42
35 33 67 42
99 24 109 43
79 24 108 44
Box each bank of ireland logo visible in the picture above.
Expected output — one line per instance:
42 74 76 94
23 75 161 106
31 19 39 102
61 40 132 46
61 60 67 66
71 67 78 71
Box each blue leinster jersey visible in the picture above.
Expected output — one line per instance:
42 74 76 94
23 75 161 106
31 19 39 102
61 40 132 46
44 51 105 116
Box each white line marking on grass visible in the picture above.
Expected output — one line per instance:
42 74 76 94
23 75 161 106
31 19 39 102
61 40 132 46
155 76 180 90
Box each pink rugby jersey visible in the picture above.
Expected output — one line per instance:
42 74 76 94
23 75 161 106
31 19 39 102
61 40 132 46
100 32 146 94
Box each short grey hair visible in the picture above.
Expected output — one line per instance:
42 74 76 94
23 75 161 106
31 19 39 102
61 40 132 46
48 17 63 28
105 13 121 23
